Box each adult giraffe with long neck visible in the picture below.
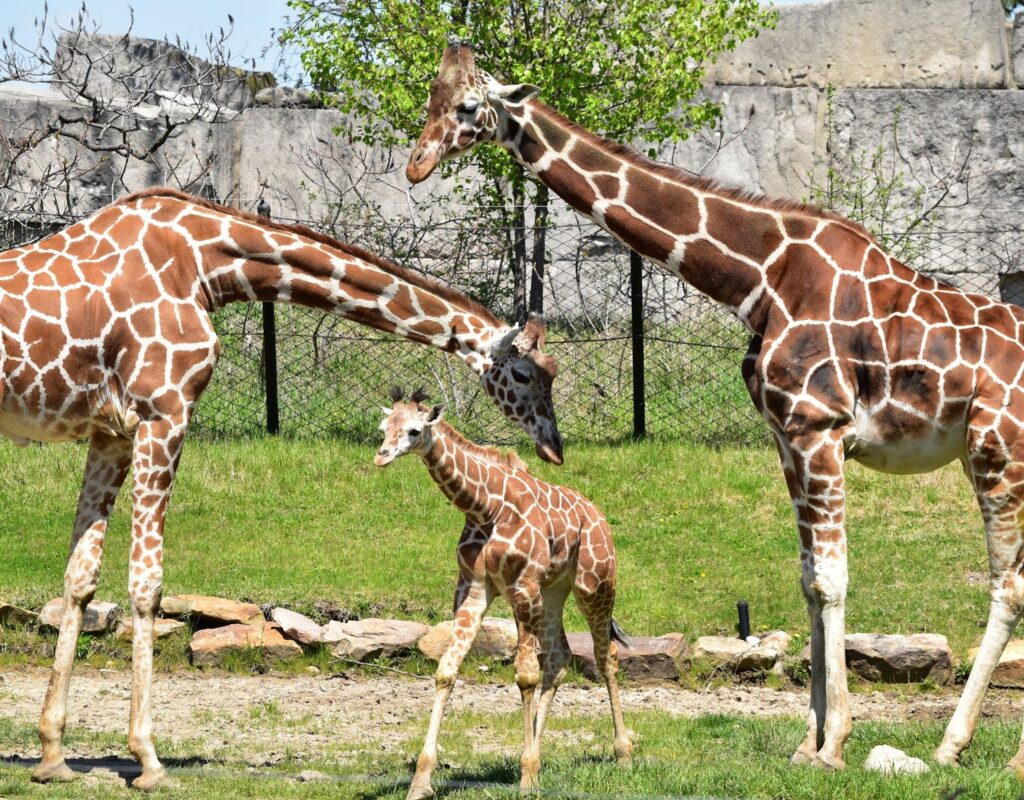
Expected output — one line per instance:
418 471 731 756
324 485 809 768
1 187 561 790
408 42 1024 774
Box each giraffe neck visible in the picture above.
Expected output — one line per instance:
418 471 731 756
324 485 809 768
133 191 511 375
421 423 504 520
494 99 802 332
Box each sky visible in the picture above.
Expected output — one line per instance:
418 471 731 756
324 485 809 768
8 0 820 81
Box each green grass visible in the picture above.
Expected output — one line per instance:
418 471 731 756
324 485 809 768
0 437 990 656
2 711 1024 798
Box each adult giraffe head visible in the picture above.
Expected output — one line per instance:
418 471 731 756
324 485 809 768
406 41 538 183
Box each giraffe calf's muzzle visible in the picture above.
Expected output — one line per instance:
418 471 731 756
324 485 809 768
374 448 396 467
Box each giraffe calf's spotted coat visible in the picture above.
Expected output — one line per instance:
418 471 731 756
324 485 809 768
376 388 631 799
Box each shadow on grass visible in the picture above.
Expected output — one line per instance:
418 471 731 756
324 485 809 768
1 753 213 783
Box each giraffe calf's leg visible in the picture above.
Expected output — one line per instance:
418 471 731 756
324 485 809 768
511 602 543 792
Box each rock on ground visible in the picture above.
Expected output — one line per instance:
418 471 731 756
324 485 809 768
323 618 429 661
161 595 264 627
189 622 302 668
692 631 791 673
567 632 690 682
802 633 952 684
863 744 930 775
968 639 1024 689
115 618 187 641
38 599 121 634
270 607 323 646
418 617 518 662
0 603 37 627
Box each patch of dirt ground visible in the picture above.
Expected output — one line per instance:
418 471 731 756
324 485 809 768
0 668 1018 764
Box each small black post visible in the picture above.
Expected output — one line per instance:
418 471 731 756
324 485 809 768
629 250 646 439
737 600 751 640
257 198 279 435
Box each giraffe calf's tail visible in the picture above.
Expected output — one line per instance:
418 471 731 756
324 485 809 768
610 618 633 650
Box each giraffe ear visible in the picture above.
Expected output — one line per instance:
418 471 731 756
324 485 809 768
380 406 393 417
425 404 447 425
488 83 539 105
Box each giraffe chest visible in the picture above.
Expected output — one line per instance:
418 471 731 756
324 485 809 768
845 404 967 474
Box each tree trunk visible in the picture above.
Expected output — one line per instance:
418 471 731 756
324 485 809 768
511 169 528 323
529 183 548 316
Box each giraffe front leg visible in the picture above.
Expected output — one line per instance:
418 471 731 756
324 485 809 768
34 435 132 784
126 419 187 791
509 579 544 792
525 584 573 777
780 430 851 770
407 579 492 800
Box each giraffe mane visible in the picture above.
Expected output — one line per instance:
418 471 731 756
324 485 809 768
525 100 878 244
435 421 530 473
116 187 504 327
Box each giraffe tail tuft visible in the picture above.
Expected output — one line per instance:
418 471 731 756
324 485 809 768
609 618 633 649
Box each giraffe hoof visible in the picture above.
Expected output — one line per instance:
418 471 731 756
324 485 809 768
405 783 435 800
933 745 961 767
31 759 77 783
131 767 167 792
810 753 845 771
789 749 817 767
614 738 634 765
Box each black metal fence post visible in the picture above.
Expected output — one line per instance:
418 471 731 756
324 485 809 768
257 197 280 435
630 250 646 439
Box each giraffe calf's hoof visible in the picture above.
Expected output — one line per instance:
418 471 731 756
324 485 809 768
614 738 634 765
31 759 77 783
405 783 435 800
131 767 166 792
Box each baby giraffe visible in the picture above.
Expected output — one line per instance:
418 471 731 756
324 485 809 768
375 387 632 798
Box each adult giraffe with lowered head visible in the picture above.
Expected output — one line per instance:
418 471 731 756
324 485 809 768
0 187 562 790
408 41 1024 774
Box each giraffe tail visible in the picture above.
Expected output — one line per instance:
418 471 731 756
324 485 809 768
609 618 633 650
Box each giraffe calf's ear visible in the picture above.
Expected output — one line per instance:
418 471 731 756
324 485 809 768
489 84 540 105
426 404 447 425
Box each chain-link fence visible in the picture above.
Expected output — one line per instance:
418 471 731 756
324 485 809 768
3 207 1023 447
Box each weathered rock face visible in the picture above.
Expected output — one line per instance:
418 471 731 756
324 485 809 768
189 622 302 667
53 32 273 111
323 618 429 661
692 631 790 673
418 617 519 662
38 599 121 634
968 639 1024 688
705 0 1012 89
161 595 264 627
802 633 952 684
568 632 690 682
270 607 323 646
255 86 325 109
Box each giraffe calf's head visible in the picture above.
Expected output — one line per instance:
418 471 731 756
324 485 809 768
407 42 538 183
375 387 446 467
482 314 563 465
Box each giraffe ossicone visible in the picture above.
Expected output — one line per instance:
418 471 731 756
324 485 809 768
409 41 1024 776
0 187 562 789
376 388 630 798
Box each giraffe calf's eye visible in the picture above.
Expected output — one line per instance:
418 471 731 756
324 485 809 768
409 428 421 437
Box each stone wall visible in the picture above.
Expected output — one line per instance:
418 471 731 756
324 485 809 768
1 0 1021 294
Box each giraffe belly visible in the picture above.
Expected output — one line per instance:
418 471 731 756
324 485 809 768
0 412 82 444
846 408 966 474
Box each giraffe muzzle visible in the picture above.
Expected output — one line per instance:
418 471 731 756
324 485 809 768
406 145 439 184
374 448 396 467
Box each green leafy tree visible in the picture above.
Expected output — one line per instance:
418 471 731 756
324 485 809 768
283 0 776 319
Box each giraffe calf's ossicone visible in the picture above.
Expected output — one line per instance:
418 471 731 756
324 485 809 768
376 391 631 798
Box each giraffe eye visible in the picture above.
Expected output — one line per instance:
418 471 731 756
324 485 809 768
409 428 421 438
510 368 531 384
457 99 479 114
